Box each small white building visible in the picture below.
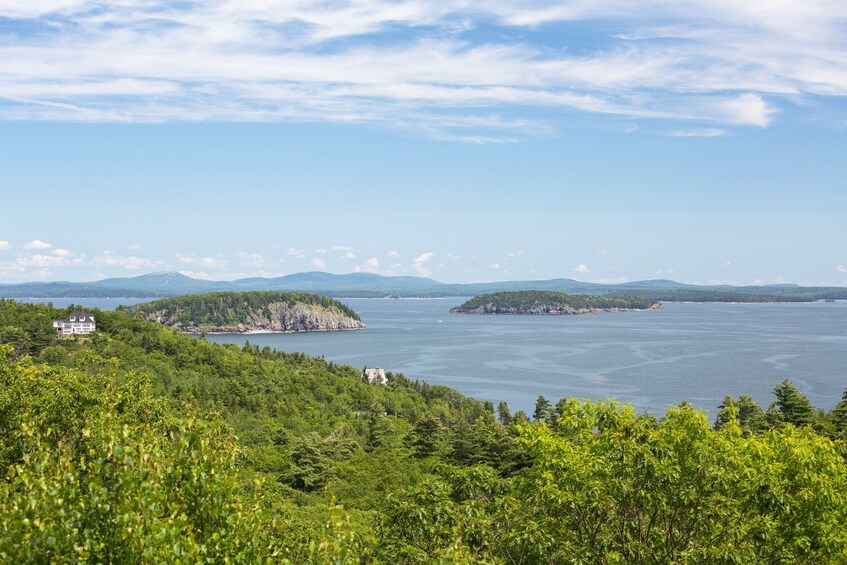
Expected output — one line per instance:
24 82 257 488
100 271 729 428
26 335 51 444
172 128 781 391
363 367 388 385
53 311 96 336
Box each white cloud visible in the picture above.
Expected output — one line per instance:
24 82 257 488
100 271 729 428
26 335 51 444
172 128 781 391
724 260 732 267
93 251 161 270
1 1 844 137
13 254 73 268
355 257 379 273
340 251 356 260
311 258 326 269
52 248 73 257
314 248 328 254
489 262 501 269
837 265 847 273
127 243 142 250
237 251 265 268
287 248 306 259
198 256 229 269
177 255 194 264
573 264 590 274
24 239 52 250
387 250 400 258
333 245 354 252
0 241 12 250
413 252 434 276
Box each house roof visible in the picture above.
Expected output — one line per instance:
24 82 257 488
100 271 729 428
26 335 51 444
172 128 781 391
57 310 96 323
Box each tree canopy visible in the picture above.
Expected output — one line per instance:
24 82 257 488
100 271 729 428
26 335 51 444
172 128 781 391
1 298 846 562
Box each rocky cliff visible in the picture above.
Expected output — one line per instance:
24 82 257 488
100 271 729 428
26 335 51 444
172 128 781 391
127 291 366 334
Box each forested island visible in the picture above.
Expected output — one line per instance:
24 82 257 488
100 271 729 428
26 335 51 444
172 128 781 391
451 290 660 314
125 291 365 333
2 298 847 561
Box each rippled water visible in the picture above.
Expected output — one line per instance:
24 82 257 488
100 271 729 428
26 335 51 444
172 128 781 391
201 298 847 418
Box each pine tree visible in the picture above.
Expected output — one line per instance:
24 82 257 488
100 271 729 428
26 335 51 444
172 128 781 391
830 389 847 438
497 401 511 425
533 396 552 422
768 379 814 428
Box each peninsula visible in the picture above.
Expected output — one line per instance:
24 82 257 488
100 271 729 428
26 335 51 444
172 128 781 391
126 291 365 333
451 290 660 315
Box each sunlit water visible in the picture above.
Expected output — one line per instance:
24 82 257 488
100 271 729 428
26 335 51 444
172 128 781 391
189 298 847 419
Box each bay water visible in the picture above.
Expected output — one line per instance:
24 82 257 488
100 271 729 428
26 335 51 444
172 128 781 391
197 298 847 419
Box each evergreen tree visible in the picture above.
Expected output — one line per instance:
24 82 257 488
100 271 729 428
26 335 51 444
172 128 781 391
829 389 847 439
768 379 814 428
716 395 767 435
497 401 511 425
533 396 552 422
409 413 446 458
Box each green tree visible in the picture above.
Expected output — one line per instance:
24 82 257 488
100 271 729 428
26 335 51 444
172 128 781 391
829 388 847 439
716 394 767 435
409 413 446 458
533 395 552 422
496 401 511 425
767 379 814 428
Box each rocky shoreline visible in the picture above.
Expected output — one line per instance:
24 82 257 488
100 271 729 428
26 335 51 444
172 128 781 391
180 325 366 334
137 298 366 334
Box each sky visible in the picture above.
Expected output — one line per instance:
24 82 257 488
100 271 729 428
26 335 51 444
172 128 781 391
1 0 846 286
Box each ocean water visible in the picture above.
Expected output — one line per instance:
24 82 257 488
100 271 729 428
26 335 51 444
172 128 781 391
201 298 847 419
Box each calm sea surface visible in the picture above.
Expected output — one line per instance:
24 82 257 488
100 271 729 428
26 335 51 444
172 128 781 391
19 297 847 418
194 298 847 419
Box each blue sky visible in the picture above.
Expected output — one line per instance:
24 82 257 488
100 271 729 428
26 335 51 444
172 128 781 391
1 1 845 285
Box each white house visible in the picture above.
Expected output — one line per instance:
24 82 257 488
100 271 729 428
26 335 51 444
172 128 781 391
53 310 96 336
363 367 388 385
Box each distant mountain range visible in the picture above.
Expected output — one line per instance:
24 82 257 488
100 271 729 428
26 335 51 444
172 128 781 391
2 271 846 303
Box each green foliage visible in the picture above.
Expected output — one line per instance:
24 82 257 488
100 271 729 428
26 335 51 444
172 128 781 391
381 400 847 563
2 299 847 562
451 290 658 313
0 357 275 562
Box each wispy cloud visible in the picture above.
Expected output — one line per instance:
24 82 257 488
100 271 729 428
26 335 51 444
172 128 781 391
2 1 845 138
668 128 732 138
237 251 265 268
93 251 161 270
838 265 847 274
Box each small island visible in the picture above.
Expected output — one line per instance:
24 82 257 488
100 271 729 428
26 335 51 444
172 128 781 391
450 290 661 315
126 291 366 333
